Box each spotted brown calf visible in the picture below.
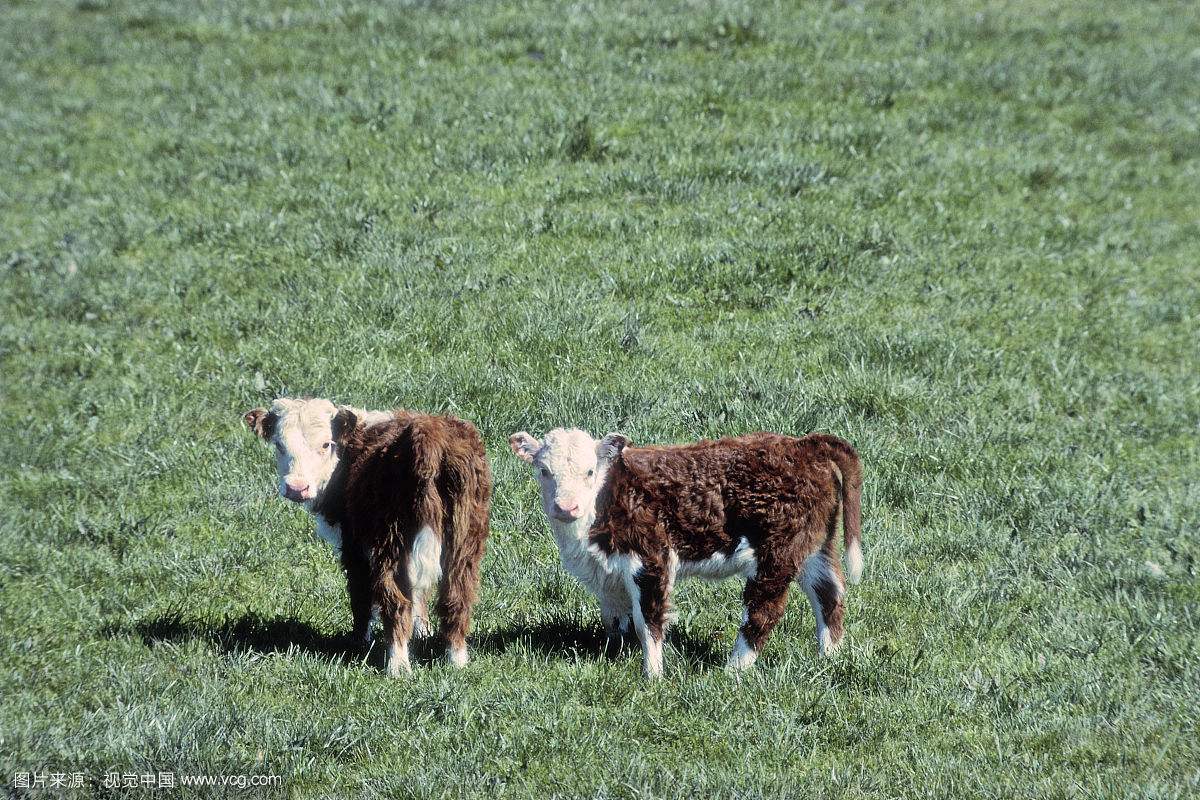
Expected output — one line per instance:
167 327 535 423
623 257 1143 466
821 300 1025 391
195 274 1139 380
510 428 863 677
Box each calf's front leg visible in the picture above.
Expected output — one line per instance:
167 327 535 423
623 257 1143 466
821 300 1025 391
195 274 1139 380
598 584 632 642
621 560 670 678
343 546 374 649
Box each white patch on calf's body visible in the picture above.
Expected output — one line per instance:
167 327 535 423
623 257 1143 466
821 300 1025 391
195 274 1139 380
550 514 626 596
408 526 442 594
354 409 395 428
408 525 441 639
599 583 632 637
547 515 636 637
678 537 757 581
608 552 643 580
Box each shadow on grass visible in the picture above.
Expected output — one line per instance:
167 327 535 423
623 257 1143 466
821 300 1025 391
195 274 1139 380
127 612 365 665
472 614 727 668
122 611 727 670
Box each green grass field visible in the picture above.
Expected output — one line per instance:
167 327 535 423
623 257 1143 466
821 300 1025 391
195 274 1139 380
2 0 1198 796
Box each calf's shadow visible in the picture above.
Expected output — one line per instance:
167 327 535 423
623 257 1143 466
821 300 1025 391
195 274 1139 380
126 611 726 670
129 613 363 665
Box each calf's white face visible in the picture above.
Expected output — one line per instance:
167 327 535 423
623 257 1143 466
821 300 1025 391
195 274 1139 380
509 428 628 523
244 398 351 504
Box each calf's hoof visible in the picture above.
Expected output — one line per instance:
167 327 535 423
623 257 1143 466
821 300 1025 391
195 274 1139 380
446 644 469 668
725 634 759 672
385 641 412 677
385 656 412 677
817 630 844 656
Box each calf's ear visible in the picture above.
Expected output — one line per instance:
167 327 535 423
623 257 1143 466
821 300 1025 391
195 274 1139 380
331 407 359 445
597 432 630 463
243 408 276 440
508 432 541 463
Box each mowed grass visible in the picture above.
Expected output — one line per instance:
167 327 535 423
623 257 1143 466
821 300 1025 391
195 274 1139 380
2 0 1198 796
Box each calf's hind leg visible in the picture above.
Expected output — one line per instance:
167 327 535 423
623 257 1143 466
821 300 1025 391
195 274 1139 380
728 569 793 672
799 543 846 655
411 593 431 639
435 512 487 669
374 562 415 676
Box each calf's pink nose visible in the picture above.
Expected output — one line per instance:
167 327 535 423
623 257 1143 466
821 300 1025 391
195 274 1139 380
284 480 310 499
554 501 580 517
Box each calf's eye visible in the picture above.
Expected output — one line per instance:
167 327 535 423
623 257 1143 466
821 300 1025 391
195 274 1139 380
587 469 595 477
322 441 333 451
540 467 550 478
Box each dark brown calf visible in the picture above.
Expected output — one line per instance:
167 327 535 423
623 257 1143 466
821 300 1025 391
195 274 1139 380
245 398 490 674
510 428 862 677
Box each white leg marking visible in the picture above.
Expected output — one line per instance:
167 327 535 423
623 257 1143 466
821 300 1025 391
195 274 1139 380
801 553 844 656
386 639 411 677
621 562 662 678
727 630 758 671
817 621 835 655
801 575 830 655
845 539 864 585
447 643 469 668
640 627 663 678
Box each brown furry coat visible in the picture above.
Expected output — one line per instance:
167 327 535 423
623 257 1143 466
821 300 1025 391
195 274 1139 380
317 410 491 672
592 432 862 665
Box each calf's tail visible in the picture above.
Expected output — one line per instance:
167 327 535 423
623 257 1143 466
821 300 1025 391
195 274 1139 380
819 436 864 584
435 441 491 656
